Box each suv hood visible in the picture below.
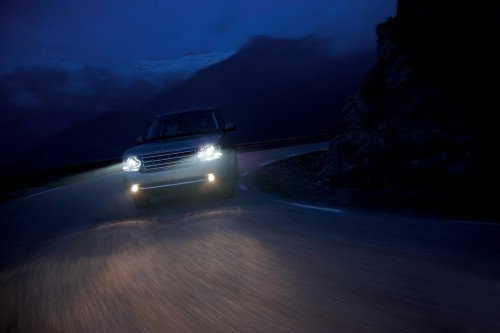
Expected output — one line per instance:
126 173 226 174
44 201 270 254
123 132 225 158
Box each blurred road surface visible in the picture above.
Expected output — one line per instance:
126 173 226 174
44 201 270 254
1 142 499 332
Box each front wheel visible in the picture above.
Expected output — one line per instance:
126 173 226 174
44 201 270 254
132 192 151 209
219 177 236 198
219 162 238 198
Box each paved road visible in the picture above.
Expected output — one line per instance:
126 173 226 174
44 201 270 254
1 142 499 332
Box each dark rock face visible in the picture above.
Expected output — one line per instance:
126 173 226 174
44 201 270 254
321 0 500 190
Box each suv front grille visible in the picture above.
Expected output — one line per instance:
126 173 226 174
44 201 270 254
142 148 197 170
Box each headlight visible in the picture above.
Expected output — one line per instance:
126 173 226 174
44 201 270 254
197 145 222 161
123 156 142 171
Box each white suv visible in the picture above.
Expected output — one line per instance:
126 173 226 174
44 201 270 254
122 107 239 208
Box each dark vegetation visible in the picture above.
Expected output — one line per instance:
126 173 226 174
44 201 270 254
249 150 498 221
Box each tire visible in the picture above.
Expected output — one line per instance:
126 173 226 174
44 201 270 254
219 177 236 198
234 157 240 180
219 162 238 198
132 193 151 209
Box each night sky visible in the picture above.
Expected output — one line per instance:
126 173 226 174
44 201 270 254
1 0 396 73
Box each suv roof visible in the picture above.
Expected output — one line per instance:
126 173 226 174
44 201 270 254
153 107 218 119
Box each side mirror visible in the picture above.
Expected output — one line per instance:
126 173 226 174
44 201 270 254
224 122 237 132
136 136 144 144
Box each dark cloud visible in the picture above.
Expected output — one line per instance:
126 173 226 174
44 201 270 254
1 0 397 72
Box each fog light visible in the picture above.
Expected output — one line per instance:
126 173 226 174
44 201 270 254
207 173 215 182
130 184 140 193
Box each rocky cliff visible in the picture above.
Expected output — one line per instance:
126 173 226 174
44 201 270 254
320 0 500 193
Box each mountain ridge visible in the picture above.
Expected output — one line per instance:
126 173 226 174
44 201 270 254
5 35 377 176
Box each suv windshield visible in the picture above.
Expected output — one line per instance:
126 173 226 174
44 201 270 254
145 109 220 141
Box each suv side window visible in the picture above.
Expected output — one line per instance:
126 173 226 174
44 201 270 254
213 109 225 130
146 120 161 140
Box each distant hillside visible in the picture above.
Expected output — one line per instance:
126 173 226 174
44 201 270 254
139 35 376 142
0 65 158 165
6 35 377 176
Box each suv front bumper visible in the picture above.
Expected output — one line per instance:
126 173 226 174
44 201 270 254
123 155 234 195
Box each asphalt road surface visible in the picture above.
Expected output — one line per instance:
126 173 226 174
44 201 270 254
1 142 499 332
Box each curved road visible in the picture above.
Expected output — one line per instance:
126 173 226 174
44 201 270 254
1 142 499 332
